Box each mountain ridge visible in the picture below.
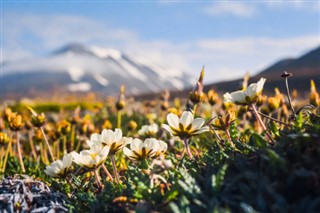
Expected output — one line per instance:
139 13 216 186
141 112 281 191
2 43 194 99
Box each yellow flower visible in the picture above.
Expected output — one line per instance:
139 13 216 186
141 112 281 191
161 111 209 139
0 132 9 147
27 106 45 127
8 113 23 131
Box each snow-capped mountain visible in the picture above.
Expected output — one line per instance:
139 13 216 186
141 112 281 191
2 43 194 97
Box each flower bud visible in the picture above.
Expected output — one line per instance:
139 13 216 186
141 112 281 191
8 113 23 131
310 80 319 107
207 89 219 106
57 120 71 135
189 67 205 105
116 100 126 110
128 120 138 131
116 85 126 110
3 107 12 122
0 132 10 147
33 128 43 143
102 119 113 130
267 97 280 112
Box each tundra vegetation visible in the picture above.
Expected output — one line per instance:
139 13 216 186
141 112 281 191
0 70 319 212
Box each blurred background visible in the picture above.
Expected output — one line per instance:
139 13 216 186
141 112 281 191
1 1 320 99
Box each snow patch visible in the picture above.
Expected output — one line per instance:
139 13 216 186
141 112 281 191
68 67 85 82
93 73 109 86
132 56 183 78
89 46 122 60
118 58 147 81
68 82 91 92
170 78 184 90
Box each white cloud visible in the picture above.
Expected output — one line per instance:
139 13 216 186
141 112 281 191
2 13 319 85
203 1 319 18
189 35 320 83
264 0 320 12
203 2 257 17
2 13 137 61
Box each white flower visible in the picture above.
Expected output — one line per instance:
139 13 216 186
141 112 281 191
161 111 209 139
71 142 110 169
87 128 131 155
123 138 166 160
223 78 266 105
138 123 159 137
44 154 73 178
154 140 168 157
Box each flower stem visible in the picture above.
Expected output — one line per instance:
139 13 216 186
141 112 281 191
16 132 26 173
256 111 291 126
40 127 55 161
250 103 275 144
117 110 122 129
111 155 120 183
63 136 67 156
2 137 12 173
94 169 103 188
283 74 296 120
101 164 114 181
225 129 235 148
28 131 38 160
183 138 193 160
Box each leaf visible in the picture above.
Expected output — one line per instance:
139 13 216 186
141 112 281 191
270 121 280 137
240 202 258 213
249 133 267 148
229 122 239 140
211 164 228 193
265 148 285 169
169 202 181 213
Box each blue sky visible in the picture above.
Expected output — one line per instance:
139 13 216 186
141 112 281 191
2 1 320 83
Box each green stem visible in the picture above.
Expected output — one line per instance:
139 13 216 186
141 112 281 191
63 136 67 156
70 125 76 151
117 110 122 129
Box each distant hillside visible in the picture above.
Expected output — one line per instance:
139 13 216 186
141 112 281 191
136 46 320 101
204 46 320 97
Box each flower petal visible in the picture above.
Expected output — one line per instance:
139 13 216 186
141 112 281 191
123 147 133 158
256 78 266 93
246 83 258 99
180 111 193 127
193 126 210 135
230 91 247 104
90 133 102 143
223 92 233 103
161 124 173 134
190 118 205 131
114 128 123 141
131 138 143 152
62 154 73 167
167 113 179 129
